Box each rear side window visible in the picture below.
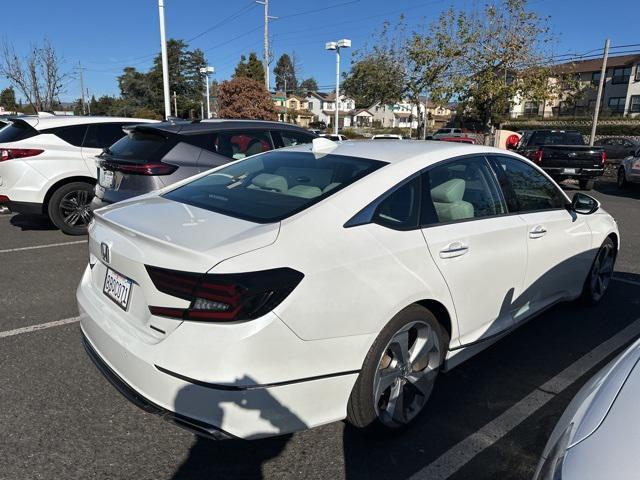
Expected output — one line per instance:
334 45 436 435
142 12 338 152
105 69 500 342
489 155 566 212
421 156 505 225
164 151 386 223
107 131 172 161
373 177 421 230
0 122 39 143
46 125 88 147
83 123 130 149
216 131 273 160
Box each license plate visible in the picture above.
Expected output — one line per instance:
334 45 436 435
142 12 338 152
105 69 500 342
103 268 133 310
99 168 115 188
563 168 577 174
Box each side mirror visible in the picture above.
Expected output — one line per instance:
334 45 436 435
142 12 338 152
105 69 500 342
570 192 600 215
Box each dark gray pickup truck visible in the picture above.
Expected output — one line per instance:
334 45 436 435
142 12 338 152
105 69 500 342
515 130 605 190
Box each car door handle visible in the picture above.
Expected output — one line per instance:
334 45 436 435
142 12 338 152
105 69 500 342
529 226 547 239
440 242 469 258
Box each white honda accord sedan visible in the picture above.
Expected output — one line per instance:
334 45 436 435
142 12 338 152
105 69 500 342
78 138 619 440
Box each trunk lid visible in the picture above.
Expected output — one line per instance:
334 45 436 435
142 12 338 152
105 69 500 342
88 195 279 337
540 145 603 168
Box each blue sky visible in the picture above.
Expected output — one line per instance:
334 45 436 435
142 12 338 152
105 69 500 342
1 0 638 102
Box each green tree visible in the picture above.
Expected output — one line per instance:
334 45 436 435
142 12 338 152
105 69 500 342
0 86 16 110
298 77 318 93
117 67 151 107
233 52 265 84
342 54 405 108
218 76 276 120
273 53 297 92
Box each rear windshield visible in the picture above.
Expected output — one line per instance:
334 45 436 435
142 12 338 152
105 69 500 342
0 122 38 143
106 130 172 161
529 131 584 146
164 151 387 223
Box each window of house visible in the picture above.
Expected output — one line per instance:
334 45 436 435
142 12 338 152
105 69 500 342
611 66 632 84
630 96 640 113
307 101 313 110
559 101 575 116
524 101 539 116
591 71 601 85
608 97 626 114
636 65 640 82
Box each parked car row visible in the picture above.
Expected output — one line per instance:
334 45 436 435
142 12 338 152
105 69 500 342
0 114 630 476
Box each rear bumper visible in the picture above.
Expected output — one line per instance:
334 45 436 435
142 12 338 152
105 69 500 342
0 198 43 215
76 265 359 439
543 167 604 180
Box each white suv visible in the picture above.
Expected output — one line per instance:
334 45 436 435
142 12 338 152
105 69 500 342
0 116 156 234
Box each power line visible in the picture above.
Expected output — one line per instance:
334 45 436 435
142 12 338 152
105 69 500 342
186 1 257 43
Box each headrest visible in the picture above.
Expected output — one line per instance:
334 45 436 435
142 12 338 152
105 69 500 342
287 185 322 198
251 173 288 193
431 178 465 203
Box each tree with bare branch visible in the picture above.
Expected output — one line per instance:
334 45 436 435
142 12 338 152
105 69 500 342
0 39 67 113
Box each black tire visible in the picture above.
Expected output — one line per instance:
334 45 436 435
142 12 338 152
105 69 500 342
47 182 94 235
346 304 449 431
579 179 595 190
617 167 628 189
581 237 616 305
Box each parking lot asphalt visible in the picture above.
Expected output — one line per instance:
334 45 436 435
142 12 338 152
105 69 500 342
1 178 639 480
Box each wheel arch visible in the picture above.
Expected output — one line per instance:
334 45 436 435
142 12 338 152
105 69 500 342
414 299 453 345
42 175 96 215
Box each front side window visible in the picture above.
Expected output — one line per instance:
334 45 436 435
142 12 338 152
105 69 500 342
372 177 421 230
421 156 506 225
164 151 386 223
489 155 566 213
83 123 130 149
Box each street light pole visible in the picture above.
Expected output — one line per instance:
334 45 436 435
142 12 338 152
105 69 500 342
199 66 214 119
325 39 351 135
158 0 171 120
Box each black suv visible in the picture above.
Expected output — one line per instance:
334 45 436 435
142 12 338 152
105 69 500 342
92 119 317 209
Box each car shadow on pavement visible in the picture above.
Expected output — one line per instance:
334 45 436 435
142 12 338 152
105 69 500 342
171 376 307 479
341 262 640 480
594 180 640 200
9 213 57 231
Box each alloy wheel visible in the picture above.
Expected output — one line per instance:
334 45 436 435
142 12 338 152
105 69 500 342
590 243 615 302
373 320 441 428
59 189 92 228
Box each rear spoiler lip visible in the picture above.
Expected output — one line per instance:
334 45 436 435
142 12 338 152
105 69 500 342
6 117 40 131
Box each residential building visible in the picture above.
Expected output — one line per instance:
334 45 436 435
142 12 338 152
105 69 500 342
509 54 640 119
272 92 314 127
304 91 356 129
371 99 453 130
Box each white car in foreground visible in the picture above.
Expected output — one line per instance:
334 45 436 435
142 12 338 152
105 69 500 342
0 115 155 234
78 139 618 440
534 338 640 480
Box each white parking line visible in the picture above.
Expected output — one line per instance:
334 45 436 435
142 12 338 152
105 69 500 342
0 316 80 339
410 317 640 480
0 240 87 253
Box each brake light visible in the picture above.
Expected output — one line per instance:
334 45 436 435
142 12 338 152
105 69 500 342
601 150 607 166
532 149 544 164
146 266 304 322
0 195 9 203
0 148 44 162
102 161 177 176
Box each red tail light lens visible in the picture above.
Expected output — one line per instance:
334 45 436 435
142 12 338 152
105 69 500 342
532 149 544 164
100 161 177 176
601 150 607 166
146 266 304 322
0 148 44 162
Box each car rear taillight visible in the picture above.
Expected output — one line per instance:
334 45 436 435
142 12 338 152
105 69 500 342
601 150 607 166
146 266 304 322
0 148 44 162
107 162 177 176
532 148 544 164
0 195 9 203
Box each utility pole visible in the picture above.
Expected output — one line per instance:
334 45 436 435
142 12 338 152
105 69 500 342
173 91 177 117
590 38 610 146
257 0 276 90
78 62 86 115
86 88 91 115
158 0 171 120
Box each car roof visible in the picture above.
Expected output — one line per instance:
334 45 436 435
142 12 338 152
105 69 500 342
128 119 315 136
13 115 157 130
283 139 505 165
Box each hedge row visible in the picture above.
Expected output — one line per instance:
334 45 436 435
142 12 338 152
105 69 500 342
503 123 640 136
